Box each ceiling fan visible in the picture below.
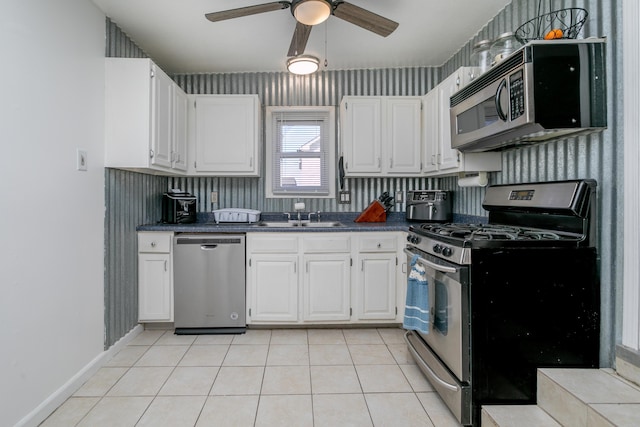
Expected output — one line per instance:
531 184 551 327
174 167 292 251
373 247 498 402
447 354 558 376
204 0 399 57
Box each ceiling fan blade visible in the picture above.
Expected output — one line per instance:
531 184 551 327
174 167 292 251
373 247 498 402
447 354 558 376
332 1 398 37
287 22 312 57
205 1 290 23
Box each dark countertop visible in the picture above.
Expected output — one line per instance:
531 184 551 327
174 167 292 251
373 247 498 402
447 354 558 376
137 212 415 233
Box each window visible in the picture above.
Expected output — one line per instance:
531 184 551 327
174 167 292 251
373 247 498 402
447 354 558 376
265 106 336 198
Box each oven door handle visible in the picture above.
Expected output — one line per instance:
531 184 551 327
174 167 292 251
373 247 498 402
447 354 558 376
404 248 457 273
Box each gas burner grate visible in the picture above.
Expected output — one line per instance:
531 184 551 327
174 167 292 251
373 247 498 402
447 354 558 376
418 223 568 242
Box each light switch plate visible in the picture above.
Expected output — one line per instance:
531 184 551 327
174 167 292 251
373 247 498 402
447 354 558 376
210 191 218 204
339 190 351 204
76 149 87 171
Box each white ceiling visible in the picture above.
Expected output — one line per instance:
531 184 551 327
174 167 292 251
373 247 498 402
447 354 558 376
90 0 512 74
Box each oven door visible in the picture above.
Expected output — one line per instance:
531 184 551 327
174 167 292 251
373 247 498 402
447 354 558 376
404 246 472 425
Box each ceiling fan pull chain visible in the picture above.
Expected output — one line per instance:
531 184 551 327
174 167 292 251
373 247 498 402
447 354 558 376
324 20 328 67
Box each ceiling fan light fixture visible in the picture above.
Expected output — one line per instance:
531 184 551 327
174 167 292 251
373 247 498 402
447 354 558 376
292 0 332 26
287 54 320 75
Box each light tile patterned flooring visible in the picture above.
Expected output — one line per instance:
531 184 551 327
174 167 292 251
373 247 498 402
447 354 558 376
40 327 460 427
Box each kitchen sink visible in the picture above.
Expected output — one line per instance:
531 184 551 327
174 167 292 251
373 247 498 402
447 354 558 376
257 221 298 227
257 221 343 228
301 221 343 228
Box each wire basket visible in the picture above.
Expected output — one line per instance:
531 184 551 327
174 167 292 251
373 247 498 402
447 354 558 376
515 8 588 43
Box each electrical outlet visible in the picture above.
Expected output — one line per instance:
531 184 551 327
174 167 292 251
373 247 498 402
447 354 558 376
210 191 218 204
395 191 404 203
76 149 87 171
339 190 351 204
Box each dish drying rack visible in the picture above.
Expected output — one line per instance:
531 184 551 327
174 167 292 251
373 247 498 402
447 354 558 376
212 208 261 224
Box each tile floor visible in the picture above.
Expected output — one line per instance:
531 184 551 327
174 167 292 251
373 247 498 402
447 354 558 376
40 327 460 427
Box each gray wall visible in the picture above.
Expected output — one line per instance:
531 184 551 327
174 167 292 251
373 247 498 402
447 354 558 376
171 69 441 214
105 0 622 365
104 19 169 347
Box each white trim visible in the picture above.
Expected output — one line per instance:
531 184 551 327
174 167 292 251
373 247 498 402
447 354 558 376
15 325 143 427
623 0 640 351
265 106 336 199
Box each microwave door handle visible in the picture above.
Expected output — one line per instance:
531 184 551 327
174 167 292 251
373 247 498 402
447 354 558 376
404 248 457 273
495 78 508 121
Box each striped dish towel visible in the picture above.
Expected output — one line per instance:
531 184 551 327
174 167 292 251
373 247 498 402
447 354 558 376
403 254 430 334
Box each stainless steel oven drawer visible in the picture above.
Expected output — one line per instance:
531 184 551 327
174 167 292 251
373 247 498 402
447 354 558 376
405 330 471 426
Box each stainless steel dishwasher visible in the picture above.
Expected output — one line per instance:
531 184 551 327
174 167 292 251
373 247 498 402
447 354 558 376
173 234 246 334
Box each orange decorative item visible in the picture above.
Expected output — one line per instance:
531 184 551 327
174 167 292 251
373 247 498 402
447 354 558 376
355 200 387 223
544 28 564 40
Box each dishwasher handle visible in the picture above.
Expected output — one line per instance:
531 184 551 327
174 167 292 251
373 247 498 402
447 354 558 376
200 244 218 250
176 237 243 245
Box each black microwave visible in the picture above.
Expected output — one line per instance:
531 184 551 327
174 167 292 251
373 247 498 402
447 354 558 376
450 39 607 152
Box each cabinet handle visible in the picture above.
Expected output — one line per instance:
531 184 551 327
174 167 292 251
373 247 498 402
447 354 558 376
294 262 297 273
164 260 167 271
361 260 364 271
345 161 349 171
377 158 381 168
389 158 393 168
431 154 436 165
149 149 154 159
151 241 156 247
249 157 253 168
377 243 381 248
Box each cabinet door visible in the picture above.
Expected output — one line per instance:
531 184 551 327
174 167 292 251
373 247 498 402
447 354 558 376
138 253 172 322
194 95 259 175
437 71 463 171
356 253 397 320
249 254 298 322
172 87 188 171
340 97 382 175
422 89 440 174
386 97 422 174
303 254 351 321
151 65 174 169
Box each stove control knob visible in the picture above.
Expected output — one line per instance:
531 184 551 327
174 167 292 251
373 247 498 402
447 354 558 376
433 244 442 253
442 247 453 257
411 236 421 244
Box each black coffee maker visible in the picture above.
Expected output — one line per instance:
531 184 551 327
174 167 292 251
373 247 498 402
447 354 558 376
162 190 196 224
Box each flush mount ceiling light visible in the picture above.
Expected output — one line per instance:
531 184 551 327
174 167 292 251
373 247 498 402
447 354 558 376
287 54 320 75
291 0 332 26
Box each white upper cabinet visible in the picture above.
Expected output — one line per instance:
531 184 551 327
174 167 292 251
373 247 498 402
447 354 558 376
105 58 187 174
340 96 421 177
386 97 422 174
422 67 502 176
340 97 382 174
191 95 261 176
173 88 188 171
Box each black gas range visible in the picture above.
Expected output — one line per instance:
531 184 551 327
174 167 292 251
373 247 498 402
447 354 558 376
403 180 600 426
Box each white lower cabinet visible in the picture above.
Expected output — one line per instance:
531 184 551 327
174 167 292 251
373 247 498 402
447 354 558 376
138 232 174 322
249 254 299 322
247 231 404 325
354 234 401 321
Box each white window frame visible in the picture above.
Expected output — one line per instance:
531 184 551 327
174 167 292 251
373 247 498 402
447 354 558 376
265 106 336 199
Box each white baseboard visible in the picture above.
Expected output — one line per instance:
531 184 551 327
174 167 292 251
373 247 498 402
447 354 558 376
15 324 143 427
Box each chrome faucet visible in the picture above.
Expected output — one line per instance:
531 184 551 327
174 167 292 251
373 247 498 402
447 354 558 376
308 211 321 222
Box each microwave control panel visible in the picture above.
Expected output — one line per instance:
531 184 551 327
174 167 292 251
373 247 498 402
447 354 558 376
509 69 525 121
